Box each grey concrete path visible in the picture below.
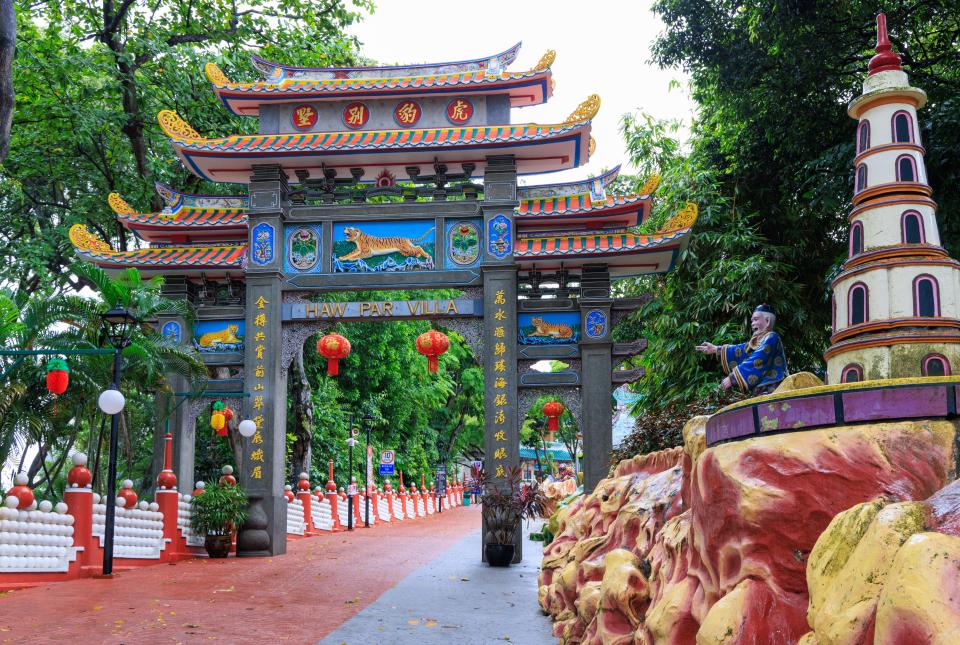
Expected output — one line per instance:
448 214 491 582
318 507 555 645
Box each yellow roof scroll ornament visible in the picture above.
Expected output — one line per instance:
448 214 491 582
69 224 114 253
659 202 698 232
107 193 137 216
639 173 661 196
533 50 556 72
563 94 601 124
588 137 596 157
204 62 232 87
157 110 203 141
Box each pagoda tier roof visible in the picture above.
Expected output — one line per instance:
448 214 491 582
517 164 621 200
73 204 697 280
515 173 659 230
250 42 522 81
157 95 598 184
69 224 245 277
514 203 697 278
108 188 248 243
207 60 553 116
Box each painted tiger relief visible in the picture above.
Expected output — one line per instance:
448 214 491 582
528 317 574 339
337 227 434 261
198 324 241 347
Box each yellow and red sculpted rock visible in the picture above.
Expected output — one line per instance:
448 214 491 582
803 478 960 644
540 416 956 644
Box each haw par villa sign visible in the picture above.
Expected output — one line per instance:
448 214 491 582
282 298 481 322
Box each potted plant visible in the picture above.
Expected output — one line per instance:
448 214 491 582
472 465 545 567
190 482 248 558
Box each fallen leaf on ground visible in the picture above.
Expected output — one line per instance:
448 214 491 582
92 605 103 612
425 620 438 628
460 577 469 581
213 586 235 593
408 619 420 625
344 597 360 604
183 624 201 629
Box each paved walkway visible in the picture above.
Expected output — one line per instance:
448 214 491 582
0 505 513 645
319 519 554 645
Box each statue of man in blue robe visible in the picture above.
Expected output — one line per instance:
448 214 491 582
695 304 789 395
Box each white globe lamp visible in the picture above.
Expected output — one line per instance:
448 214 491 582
238 419 257 438
98 389 125 415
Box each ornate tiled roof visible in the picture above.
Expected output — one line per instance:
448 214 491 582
250 42 524 81
157 95 598 183
69 224 245 272
208 54 554 115
517 164 621 200
517 193 649 216
107 188 247 242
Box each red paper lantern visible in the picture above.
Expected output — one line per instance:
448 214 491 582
416 330 449 373
317 333 351 376
45 358 69 395
543 401 565 433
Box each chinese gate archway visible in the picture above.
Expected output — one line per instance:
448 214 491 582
71 44 696 559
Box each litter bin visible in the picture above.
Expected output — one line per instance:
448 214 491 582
462 492 471 506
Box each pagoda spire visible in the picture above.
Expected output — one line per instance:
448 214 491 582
868 12 903 76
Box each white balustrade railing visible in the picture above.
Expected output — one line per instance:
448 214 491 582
92 497 164 559
286 498 305 536
415 496 426 517
311 498 334 531
0 502 75 572
177 494 204 547
360 496 376 525
377 497 391 522
392 496 405 520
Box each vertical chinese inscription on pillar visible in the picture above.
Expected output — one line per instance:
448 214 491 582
249 294 270 480
492 288 508 478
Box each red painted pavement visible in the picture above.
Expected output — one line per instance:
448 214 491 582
0 505 481 645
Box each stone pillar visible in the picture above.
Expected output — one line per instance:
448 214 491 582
237 165 288 557
579 271 613 492
481 155 521 562
156 313 193 492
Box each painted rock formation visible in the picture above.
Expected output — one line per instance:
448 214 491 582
538 417 957 643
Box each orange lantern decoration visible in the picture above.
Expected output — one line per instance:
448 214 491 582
317 332 351 376
211 400 226 436
416 330 449 373
543 401 565 435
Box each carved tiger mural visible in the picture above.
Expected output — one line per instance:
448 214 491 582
337 227 434 262
528 317 574 339
198 324 241 347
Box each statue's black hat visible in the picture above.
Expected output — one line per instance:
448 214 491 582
754 303 774 315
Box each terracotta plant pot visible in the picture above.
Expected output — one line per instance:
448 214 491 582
485 543 515 567
204 533 232 558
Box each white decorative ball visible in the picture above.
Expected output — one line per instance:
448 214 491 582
182 495 192 503
55 502 68 515
98 389 125 415
195 481 206 490
221 465 233 475
14 473 28 486
284 485 292 491
38 501 53 513
4 496 17 509
299 472 308 480
122 479 133 489
27 501 37 511
92 493 101 504
72 452 88 466
138 501 149 511
238 419 256 438
116 497 126 508
149 502 159 512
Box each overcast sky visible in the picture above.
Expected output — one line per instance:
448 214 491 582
348 0 693 184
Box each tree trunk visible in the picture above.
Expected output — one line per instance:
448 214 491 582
0 0 14 162
288 343 313 479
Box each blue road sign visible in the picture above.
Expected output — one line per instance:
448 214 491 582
379 464 395 476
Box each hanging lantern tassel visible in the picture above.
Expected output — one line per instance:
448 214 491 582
543 401 565 434
416 330 450 373
317 333 351 377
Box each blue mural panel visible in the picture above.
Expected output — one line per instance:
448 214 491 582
332 220 435 273
161 321 182 343
488 214 512 260
250 222 275 266
585 309 608 339
284 224 323 273
445 219 482 268
193 320 245 353
518 312 581 345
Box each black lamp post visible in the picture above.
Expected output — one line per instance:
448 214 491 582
346 414 356 531
363 412 374 528
98 305 137 577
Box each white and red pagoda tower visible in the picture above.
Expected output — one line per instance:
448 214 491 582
826 14 960 383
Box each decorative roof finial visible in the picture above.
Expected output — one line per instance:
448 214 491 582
868 12 903 76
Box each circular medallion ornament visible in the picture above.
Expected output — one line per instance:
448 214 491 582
393 100 422 127
448 221 480 266
342 101 370 129
291 104 318 130
445 98 474 125
161 321 182 343
585 309 608 339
